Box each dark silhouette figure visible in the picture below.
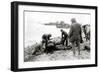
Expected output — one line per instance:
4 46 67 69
60 29 68 46
82 25 90 41
42 34 55 54
69 18 82 56
42 34 51 48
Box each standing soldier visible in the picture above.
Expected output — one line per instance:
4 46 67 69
69 18 82 56
60 29 68 46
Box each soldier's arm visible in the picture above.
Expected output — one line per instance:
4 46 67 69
79 24 82 36
68 25 73 38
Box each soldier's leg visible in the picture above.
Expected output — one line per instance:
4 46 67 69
71 42 76 56
61 38 63 45
63 38 65 45
62 38 64 45
63 37 66 46
66 37 68 46
77 41 80 55
70 37 76 56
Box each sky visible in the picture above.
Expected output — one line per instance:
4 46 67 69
25 11 90 25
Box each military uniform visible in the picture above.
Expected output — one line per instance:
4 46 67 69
61 30 68 46
42 34 51 48
69 23 81 44
69 19 82 55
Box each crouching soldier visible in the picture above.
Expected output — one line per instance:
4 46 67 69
60 29 68 46
32 34 52 55
42 34 51 48
41 34 52 53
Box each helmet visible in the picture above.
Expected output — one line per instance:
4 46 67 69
48 34 51 37
71 18 76 23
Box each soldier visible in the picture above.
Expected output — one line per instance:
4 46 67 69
32 34 52 55
82 24 90 41
42 34 51 48
41 34 52 53
60 29 68 46
69 18 82 56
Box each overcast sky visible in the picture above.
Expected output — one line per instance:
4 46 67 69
25 11 90 25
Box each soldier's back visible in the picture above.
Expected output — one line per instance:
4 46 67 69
71 23 81 35
69 23 81 43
